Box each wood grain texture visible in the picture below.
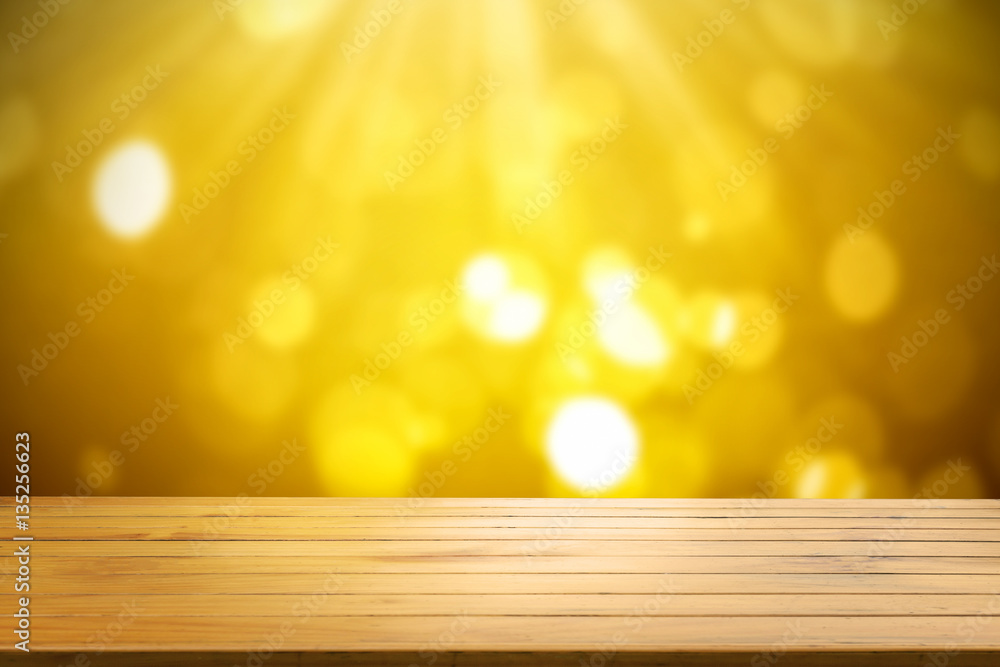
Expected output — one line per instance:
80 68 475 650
12 554 1000 574
3 497 1000 666
10 497 1000 505
1 653 999 667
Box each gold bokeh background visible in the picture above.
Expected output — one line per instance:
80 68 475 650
1 0 999 499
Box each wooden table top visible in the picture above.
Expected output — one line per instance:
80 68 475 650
3 497 1000 666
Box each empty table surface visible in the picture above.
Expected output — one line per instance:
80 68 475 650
3 496 1000 666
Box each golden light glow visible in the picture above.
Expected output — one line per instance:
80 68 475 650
682 213 711 243
683 291 738 349
6 0 1000 499
824 232 900 322
465 255 510 301
252 279 316 350
92 141 172 239
461 252 548 343
309 384 429 494
235 0 336 40
545 396 639 492
581 246 634 302
794 451 869 499
314 423 416 496
598 301 670 368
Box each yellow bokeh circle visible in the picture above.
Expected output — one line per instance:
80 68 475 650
825 232 900 322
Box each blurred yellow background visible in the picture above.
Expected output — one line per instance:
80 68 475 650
1 0 999 500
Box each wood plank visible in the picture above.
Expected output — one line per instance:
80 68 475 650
23 572 1000 595
25 615 1000 651
30 505 1000 517
10 496 1000 507
25 515 1000 528
20 539 1000 557
4 497 999 662
3 653 999 667
13 554 1000 575
6 526 998 541
5 593 999 617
